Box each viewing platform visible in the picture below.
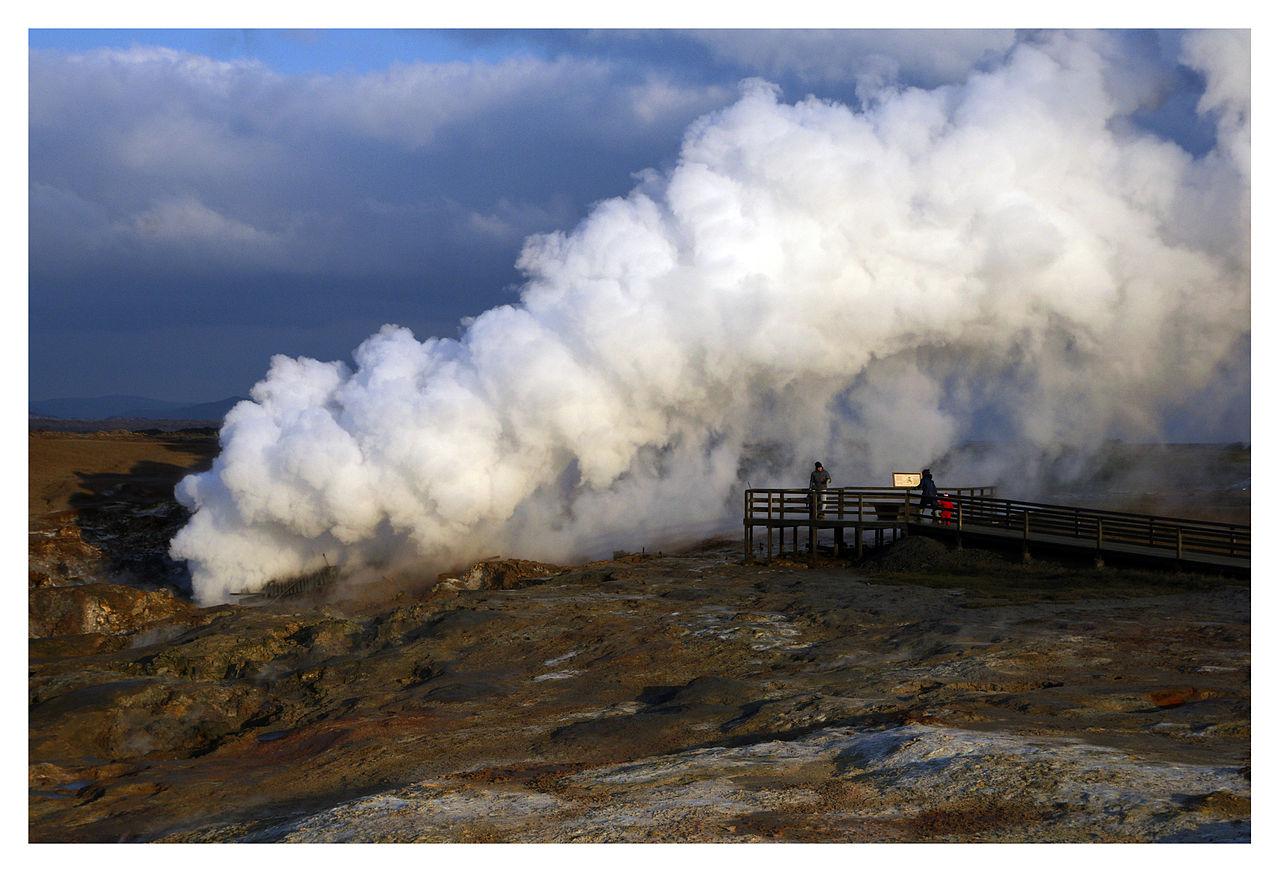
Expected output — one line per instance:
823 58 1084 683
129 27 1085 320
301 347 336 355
744 485 1249 574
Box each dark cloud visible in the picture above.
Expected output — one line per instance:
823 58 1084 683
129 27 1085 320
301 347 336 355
29 31 1224 405
29 44 738 399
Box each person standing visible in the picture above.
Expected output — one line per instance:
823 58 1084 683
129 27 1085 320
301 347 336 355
919 468 939 521
810 462 831 518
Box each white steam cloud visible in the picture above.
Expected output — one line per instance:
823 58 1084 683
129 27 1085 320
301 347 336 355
172 32 1249 604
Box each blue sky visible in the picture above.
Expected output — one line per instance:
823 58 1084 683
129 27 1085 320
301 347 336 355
28 29 1224 407
28 29 527 75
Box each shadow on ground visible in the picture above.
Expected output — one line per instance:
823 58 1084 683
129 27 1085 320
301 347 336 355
67 448 215 595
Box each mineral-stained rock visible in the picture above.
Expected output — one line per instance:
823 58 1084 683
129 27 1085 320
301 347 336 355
29 633 132 659
246 723 1250 843
29 583 195 639
135 614 310 680
437 558 563 591
1148 687 1215 708
30 676 272 760
548 568 616 586
28 517 105 588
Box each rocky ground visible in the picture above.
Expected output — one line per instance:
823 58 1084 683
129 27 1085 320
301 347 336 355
28 432 1250 843
29 430 217 593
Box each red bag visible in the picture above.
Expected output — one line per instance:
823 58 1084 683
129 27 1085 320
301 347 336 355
939 497 954 526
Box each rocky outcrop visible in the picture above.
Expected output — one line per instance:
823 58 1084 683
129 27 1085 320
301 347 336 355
29 583 195 639
436 558 563 591
28 516 104 588
260 724 1250 843
31 677 273 761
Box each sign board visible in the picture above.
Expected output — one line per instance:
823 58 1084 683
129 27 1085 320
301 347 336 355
892 472 922 488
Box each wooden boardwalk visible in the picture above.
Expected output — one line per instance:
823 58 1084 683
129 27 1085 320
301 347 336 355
744 486 1249 573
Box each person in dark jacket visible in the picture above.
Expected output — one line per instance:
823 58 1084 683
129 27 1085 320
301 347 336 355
919 468 939 521
810 462 831 517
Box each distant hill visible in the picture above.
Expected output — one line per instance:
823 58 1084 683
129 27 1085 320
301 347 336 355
30 395 249 422
160 398 250 421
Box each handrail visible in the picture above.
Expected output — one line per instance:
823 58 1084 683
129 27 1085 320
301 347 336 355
948 492 1248 530
743 485 997 529
743 484 1248 564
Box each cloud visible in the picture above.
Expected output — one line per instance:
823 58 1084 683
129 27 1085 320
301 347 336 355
687 29 1018 91
29 46 733 284
293 56 612 149
626 77 733 125
1181 29 1250 176
128 195 286 262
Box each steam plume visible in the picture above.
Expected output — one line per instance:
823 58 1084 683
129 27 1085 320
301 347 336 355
172 32 1249 604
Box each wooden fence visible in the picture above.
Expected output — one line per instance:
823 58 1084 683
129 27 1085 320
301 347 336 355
743 485 997 564
936 491 1249 566
744 485 1248 570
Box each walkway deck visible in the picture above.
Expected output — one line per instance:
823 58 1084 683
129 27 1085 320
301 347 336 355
744 486 1249 574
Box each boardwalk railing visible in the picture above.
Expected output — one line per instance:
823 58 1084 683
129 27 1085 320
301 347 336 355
231 562 341 602
937 491 1249 565
745 486 997 526
744 485 1249 570
743 485 996 564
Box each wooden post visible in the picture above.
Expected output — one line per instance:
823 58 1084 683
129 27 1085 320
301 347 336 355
766 492 773 565
1095 518 1105 568
857 495 864 557
1176 528 1184 564
808 487 818 568
743 491 751 562
835 490 845 556
956 499 964 550
1022 511 1030 562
